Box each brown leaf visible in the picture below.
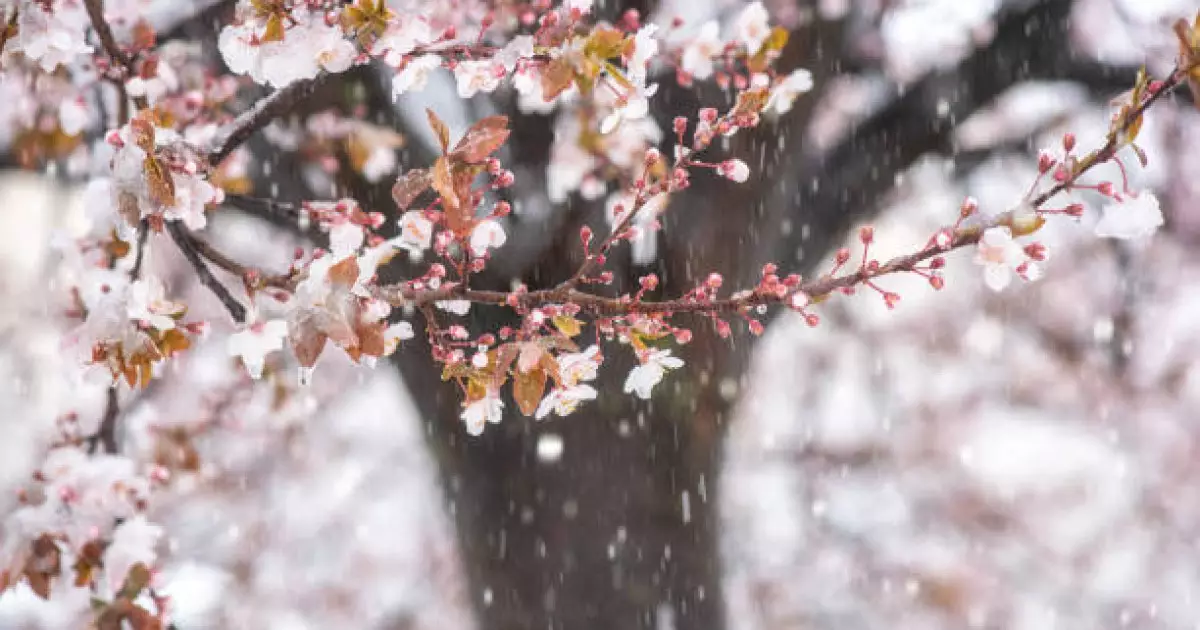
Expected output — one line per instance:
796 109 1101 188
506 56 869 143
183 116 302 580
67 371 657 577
262 13 285 42
426 108 451 153
541 57 575 101
290 323 328 368
451 116 511 163
144 156 176 208
391 168 432 209
431 156 466 232
327 256 360 288
513 368 547 416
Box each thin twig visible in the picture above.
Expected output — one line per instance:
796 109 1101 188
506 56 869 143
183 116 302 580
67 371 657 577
166 222 248 322
378 66 1191 319
82 0 149 112
187 231 297 290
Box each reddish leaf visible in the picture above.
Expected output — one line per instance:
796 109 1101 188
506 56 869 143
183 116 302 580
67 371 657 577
512 368 547 416
290 325 328 368
451 115 511 163
426 108 450 153
391 168 432 209
541 57 575 102
431 156 466 232
144 157 176 208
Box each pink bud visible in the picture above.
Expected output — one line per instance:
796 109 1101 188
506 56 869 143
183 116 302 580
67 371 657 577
674 328 693 344
761 263 777 276
1065 203 1085 217
960 197 978 218
705 272 723 289
859 225 875 244
748 320 764 335
715 319 731 338
580 225 593 245
804 313 820 327
929 257 945 269
639 274 659 290
1037 150 1056 173
835 248 851 265
929 275 945 290
494 200 512 216
673 117 688 135
1062 133 1076 152
699 107 718 123
882 292 900 309
1097 181 1115 197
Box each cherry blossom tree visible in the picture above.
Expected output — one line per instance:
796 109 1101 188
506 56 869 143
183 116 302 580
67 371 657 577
0 0 1197 628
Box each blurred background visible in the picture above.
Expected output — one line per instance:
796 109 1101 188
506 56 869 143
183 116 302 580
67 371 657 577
1 0 1199 628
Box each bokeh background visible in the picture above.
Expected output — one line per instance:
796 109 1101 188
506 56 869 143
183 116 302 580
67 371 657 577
2 0 1199 628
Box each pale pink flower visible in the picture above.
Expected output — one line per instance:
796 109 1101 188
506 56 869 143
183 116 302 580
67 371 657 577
681 22 723 80
228 320 290 379
974 226 1027 292
455 60 503 98
719 159 751 183
623 349 684 399
398 210 434 252
766 68 814 115
372 16 435 66
535 385 598 419
462 393 504 435
469 220 507 257
735 2 771 55
1094 192 1163 240
103 516 162 594
392 55 442 99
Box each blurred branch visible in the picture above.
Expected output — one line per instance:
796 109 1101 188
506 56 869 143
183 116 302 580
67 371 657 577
86 386 120 454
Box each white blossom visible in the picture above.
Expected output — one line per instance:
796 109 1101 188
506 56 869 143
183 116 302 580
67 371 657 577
558 345 601 385
228 320 289 379
372 16 435 66
126 279 181 331
104 516 163 594
437 300 471 316
462 393 504 435
398 211 434 252
455 60 503 99
15 2 93 72
681 21 723 80
392 55 442 99
974 227 1027 292
469 220 507 257
1094 192 1163 240
767 69 814 115
623 349 684 399
535 385 598 419
329 222 365 259
734 2 771 55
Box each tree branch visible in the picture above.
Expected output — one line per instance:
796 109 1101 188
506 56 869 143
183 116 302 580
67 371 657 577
86 386 120 454
83 0 149 112
207 75 330 166
378 65 1187 320
166 222 248 322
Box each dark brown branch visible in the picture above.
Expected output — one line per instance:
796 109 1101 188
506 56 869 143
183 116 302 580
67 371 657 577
166 222 248 322
87 386 120 454
129 219 149 280
207 75 329 166
83 0 149 112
